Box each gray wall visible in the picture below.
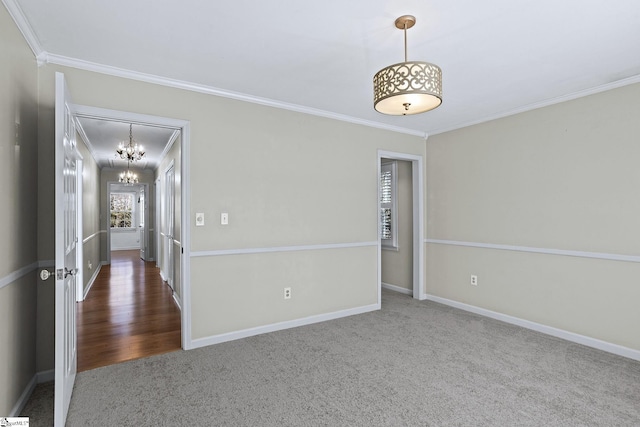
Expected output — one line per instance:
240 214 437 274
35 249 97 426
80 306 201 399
381 159 413 291
34 63 425 364
0 4 39 415
426 83 640 351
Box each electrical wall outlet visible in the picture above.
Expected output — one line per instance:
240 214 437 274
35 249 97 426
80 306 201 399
470 275 478 286
284 287 292 300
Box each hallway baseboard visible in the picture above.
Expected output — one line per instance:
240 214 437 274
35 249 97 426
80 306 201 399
10 369 53 417
82 263 103 300
381 282 412 295
10 375 35 417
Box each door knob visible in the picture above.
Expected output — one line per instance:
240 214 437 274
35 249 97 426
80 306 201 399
40 268 77 280
40 269 54 281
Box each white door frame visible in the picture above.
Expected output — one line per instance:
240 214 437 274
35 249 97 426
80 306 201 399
377 150 425 302
73 104 193 350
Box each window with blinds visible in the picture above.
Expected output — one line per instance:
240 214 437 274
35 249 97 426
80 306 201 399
380 161 398 249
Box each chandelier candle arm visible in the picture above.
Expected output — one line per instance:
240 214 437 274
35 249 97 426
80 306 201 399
119 165 139 184
115 124 146 162
373 15 442 116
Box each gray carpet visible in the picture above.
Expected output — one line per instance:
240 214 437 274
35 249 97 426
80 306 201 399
21 290 640 426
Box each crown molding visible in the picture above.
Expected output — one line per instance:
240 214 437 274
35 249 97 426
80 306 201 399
41 53 427 138
2 0 44 61
158 129 180 165
4 0 638 140
429 74 640 135
73 117 103 166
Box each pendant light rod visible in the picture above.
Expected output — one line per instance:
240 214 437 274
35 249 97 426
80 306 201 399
403 21 408 62
395 15 416 63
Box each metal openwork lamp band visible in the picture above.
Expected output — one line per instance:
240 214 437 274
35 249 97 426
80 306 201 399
374 15 442 115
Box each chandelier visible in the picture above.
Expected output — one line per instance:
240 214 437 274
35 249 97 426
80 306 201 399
116 124 145 162
373 15 442 115
119 164 138 184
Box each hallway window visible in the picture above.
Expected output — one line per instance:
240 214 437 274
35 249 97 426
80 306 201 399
110 193 135 228
380 161 398 249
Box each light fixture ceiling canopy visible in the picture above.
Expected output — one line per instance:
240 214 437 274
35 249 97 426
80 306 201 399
373 15 442 116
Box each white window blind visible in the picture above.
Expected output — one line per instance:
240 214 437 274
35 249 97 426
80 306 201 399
380 161 397 249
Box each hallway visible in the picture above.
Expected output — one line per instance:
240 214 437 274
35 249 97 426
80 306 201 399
76 250 181 372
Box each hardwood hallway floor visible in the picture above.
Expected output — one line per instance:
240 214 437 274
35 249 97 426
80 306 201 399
77 250 181 372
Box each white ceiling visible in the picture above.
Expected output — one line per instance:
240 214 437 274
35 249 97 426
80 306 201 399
7 0 640 138
76 117 176 170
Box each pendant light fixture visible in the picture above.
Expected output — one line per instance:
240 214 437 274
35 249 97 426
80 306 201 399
116 124 145 162
373 15 442 115
119 162 138 184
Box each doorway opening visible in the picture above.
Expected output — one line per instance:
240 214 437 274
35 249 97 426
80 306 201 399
72 104 191 367
107 182 149 258
377 150 424 304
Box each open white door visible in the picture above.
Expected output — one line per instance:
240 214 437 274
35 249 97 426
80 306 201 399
139 185 146 260
54 72 79 426
165 165 175 290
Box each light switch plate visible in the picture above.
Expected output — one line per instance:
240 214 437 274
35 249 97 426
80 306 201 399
195 213 205 226
221 212 229 225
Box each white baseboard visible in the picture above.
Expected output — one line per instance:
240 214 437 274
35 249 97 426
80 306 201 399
190 303 380 350
37 369 54 383
9 375 36 417
424 294 640 362
82 263 102 300
381 282 412 295
9 369 54 417
172 293 182 310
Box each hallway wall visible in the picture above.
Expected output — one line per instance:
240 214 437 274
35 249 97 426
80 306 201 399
0 4 39 415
